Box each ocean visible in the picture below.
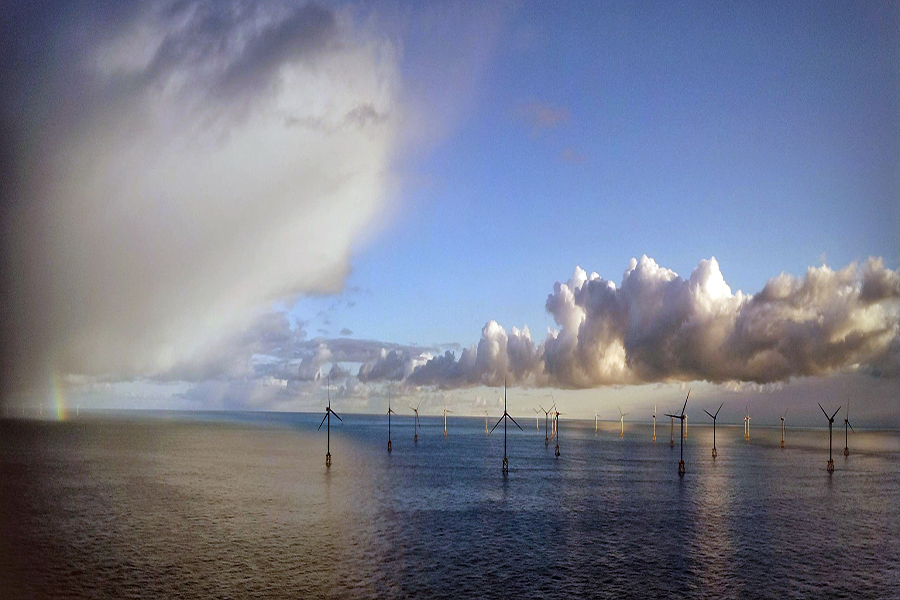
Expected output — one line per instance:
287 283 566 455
1 412 898 599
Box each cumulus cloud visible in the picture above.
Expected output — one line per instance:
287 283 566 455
0 1 401 398
359 256 899 389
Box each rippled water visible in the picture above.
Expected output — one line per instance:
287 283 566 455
2 412 899 599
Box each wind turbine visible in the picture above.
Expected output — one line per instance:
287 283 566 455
533 407 541 433
843 400 853 457
554 408 563 457
818 402 841 473
387 392 395 453
780 409 786 449
540 405 550 446
485 410 490 435
618 407 628 438
703 403 724 458
443 406 452 437
490 379 522 475
317 376 342 467
743 407 752 442
409 400 422 443
665 389 690 476
653 404 657 442
669 411 675 448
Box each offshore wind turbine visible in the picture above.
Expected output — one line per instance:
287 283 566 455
533 407 541 433
485 410 490 434
443 406 452 437
387 393 395 453
819 402 841 473
665 389 691 476
317 376 342 467
409 400 422 443
653 405 657 442
490 379 523 476
703 403 724 458
843 400 854 457
540 405 550 446
780 409 786 449
669 411 675 448
595 409 599 435
554 408 563 457
618 407 628 438
744 408 751 442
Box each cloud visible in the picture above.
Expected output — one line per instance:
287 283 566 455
0 1 401 399
339 328 354 336
362 256 899 389
560 146 587 164
514 100 570 134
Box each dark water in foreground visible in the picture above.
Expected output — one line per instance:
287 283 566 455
1 412 899 599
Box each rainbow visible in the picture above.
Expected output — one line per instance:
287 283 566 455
49 367 69 421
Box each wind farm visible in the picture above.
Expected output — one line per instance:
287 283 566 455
2 3 897 598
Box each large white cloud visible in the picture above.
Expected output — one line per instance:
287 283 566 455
360 256 899 389
1 1 401 396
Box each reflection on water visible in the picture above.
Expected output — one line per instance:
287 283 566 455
1 414 898 599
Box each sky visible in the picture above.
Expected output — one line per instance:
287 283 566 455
1 1 898 427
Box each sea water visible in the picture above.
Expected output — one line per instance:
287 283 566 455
1 413 898 599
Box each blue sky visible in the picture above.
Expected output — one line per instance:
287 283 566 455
1 1 897 425
291 1 898 348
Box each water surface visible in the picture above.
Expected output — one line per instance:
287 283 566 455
1 413 898 599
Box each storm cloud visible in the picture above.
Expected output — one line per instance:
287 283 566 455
1 1 400 399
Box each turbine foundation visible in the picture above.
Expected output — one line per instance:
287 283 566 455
325 452 331 468
827 459 835 473
712 447 717 458
843 446 849 457
502 456 508 476
387 440 392 452
678 460 685 477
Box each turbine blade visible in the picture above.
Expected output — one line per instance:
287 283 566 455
664 413 678 418
681 389 690 415
332 411 343 422
818 403 830 419
317 413 328 430
508 414 523 430
848 422 854 431
703 409 714 419
715 403 723 418
831 406 842 420
489 417 504 433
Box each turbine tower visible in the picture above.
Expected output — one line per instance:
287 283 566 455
595 409 599 435
387 393 395 453
818 402 841 473
653 404 657 442
443 406 452 437
409 400 422 443
317 376 342 467
533 407 541 433
554 408 563 457
843 400 854 457
743 408 751 442
665 389 691 476
490 379 523 476
540 405 550 446
669 412 675 448
703 403 724 458
485 410 490 435
618 407 628 438
780 409 786 449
